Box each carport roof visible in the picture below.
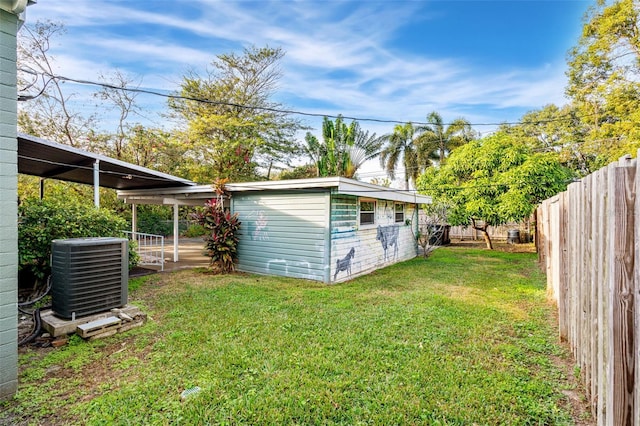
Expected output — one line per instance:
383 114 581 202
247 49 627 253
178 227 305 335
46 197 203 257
117 177 433 206
17 133 196 190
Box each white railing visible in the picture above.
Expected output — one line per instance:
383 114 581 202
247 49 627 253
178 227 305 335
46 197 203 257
122 231 164 271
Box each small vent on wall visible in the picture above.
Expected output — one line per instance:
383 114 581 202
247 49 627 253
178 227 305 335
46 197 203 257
51 237 128 319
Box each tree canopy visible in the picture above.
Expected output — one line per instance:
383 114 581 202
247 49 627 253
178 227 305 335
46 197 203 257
16 3 640 231
417 132 574 249
168 46 303 183
498 105 590 175
565 0 640 171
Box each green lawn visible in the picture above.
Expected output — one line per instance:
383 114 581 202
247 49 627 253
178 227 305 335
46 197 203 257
2 247 583 425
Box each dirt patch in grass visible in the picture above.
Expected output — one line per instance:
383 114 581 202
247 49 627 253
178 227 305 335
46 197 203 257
8 332 157 426
547 318 595 425
448 239 537 253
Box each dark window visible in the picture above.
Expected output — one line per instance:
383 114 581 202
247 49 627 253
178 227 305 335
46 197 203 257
395 203 405 223
360 201 376 225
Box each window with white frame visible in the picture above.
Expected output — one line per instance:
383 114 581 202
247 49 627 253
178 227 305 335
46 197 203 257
395 203 405 223
359 200 376 226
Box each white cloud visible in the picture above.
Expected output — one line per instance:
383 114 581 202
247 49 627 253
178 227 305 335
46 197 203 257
24 0 574 146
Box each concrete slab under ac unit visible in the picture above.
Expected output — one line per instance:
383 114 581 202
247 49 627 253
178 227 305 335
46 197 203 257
76 316 121 338
41 305 144 337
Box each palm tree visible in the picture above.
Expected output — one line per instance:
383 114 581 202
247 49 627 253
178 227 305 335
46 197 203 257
304 115 382 178
418 111 474 165
344 124 383 178
379 122 421 190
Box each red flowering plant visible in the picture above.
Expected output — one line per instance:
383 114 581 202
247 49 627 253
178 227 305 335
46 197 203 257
194 179 241 272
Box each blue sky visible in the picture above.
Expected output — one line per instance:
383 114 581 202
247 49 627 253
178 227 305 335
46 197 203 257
22 0 591 181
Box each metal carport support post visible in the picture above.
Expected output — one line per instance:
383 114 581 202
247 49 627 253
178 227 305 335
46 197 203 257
173 202 179 262
93 159 100 207
131 204 137 233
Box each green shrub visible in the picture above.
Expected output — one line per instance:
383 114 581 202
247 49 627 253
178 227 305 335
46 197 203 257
136 208 173 236
128 239 141 270
18 198 131 288
181 224 207 238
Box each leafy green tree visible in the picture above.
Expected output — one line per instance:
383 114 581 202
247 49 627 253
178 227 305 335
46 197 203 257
276 164 318 180
499 104 590 175
18 175 130 217
379 122 421 190
417 111 474 165
417 132 574 249
304 115 381 179
168 46 303 183
566 0 640 170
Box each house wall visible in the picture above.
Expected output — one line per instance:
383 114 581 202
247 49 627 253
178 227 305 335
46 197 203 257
232 191 331 282
0 8 18 399
330 195 417 283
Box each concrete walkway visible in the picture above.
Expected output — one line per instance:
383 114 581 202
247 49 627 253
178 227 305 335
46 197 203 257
163 237 210 271
130 238 210 276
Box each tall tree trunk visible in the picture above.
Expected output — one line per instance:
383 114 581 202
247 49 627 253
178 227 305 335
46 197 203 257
481 230 493 250
471 218 493 250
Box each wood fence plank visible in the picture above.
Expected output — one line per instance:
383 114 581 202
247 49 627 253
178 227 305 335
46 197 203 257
606 160 636 426
585 175 595 410
568 183 576 354
544 200 554 297
558 191 568 342
635 150 640 426
577 179 585 377
574 181 582 362
596 167 608 426
551 198 561 303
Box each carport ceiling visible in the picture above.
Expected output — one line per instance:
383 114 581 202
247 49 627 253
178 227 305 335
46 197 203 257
17 133 196 190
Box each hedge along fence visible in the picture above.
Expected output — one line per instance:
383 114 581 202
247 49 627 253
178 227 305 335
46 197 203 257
537 153 639 426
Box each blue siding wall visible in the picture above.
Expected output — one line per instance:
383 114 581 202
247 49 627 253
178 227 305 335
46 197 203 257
331 196 417 283
233 191 330 282
0 9 18 400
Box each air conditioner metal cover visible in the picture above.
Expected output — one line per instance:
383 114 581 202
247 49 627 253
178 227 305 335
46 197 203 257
51 237 128 319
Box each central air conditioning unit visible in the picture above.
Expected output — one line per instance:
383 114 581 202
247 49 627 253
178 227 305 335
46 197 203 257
51 237 128 319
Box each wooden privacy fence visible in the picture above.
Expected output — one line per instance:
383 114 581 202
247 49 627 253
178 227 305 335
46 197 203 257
449 222 533 242
537 153 639 425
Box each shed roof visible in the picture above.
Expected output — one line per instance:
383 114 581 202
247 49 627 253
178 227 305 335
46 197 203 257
18 133 196 190
117 177 432 206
